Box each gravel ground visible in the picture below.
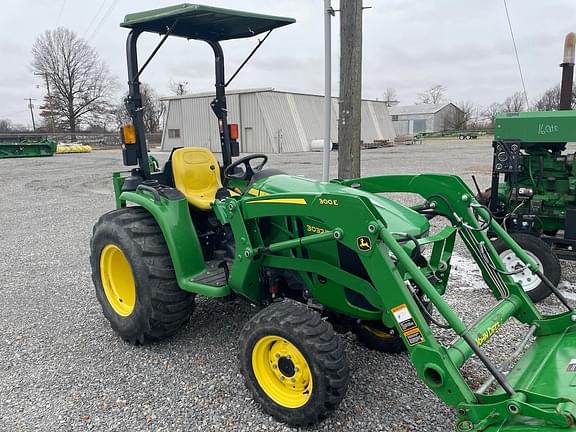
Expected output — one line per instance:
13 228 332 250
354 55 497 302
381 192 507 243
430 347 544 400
0 139 574 432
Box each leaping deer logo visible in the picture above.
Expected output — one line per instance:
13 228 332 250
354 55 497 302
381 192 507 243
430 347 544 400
357 236 372 251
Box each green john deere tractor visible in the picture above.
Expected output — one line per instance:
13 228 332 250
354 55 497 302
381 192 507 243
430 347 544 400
91 4 576 430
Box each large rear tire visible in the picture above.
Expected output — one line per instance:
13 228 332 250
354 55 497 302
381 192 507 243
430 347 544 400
492 233 561 303
90 207 195 344
239 301 349 426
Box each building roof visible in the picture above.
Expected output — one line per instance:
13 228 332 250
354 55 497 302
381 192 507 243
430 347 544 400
161 88 275 101
161 88 390 104
388 103 457 116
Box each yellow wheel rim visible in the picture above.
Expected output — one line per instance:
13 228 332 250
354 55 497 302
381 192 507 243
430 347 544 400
99 244 136 317
252 335 313 408
363 325 394 339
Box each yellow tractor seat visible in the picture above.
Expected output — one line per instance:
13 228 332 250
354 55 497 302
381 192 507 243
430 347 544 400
171 147 223 210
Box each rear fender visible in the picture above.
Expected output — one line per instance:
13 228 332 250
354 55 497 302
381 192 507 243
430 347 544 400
119 190 209 293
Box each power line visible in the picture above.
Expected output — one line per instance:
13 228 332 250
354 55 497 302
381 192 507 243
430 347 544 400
56 0 67 27
84 0 110 38
86 0 117 42
503 0 529 109
0 109 28 119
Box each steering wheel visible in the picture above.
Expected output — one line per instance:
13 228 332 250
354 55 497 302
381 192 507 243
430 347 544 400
223 154 268 181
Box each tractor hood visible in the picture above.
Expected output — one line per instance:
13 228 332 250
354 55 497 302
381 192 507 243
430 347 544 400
250 175 430 237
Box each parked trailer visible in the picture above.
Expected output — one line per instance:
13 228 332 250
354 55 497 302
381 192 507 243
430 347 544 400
0 137 57 159
415 130 493 140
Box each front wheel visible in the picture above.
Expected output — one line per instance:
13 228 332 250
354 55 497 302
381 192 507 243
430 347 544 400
492 233 561 302
239 301 349 426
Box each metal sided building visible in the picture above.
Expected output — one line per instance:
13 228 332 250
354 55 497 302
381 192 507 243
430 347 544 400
389 103 463 135
161 88 396 153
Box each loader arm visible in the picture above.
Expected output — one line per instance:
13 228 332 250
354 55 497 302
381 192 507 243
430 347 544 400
213 174 576 431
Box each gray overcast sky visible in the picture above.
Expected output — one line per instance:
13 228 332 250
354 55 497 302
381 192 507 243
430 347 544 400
1 0 576 127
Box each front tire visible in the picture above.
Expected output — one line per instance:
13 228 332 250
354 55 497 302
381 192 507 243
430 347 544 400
493 233 561 302
90 207 195 344
239 301 349 426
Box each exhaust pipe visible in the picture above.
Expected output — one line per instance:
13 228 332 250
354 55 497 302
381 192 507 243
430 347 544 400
559 32 575 110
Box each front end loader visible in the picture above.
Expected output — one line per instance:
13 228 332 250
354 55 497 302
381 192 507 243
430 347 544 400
90 4 576 430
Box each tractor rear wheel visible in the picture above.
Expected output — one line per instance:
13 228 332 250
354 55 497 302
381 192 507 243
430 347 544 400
492 233 561 303
354 321 405 353
239 301 349 426
90 207 195 344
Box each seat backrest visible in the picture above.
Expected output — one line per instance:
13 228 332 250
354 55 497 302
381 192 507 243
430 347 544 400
171 147 222 210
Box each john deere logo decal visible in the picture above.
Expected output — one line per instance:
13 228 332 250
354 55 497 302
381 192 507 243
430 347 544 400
357 236 371 251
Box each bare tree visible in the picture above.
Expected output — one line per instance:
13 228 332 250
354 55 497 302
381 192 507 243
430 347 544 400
141 85 166 133
534 86 561 111
383 87 399 107
481 103 503 128
501 91 526 113
445 101 475 130
31 28 118 139
0 119 12 133
115 83 165 133
169 80 189 96
417 85 446 104
533 84 576 111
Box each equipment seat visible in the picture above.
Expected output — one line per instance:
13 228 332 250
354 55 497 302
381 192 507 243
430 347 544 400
172 147 223 210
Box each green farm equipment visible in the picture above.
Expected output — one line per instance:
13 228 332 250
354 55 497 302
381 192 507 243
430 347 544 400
90 5 576 430
0 136 57 158
479 33 576 302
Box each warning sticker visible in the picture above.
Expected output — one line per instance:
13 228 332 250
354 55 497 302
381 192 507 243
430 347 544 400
399 318 416 332
391 304 417 332
404 327 425 346
568 359 576 372
392 304 411 322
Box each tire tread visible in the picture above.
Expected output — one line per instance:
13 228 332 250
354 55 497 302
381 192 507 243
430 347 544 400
239 301 349 426
90 207 195 344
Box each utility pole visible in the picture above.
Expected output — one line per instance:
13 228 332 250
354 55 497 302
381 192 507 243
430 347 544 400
338 0 363 179
322 0 334 182
34 71 55 134
25 98 36 131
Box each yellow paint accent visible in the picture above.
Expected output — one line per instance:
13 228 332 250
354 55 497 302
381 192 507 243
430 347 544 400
99 244 136 317
172 147 222 210
247 198 307 205
252 335 313 408
247 188 270 197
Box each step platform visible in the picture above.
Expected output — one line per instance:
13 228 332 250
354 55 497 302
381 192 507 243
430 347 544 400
191 261 228 287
